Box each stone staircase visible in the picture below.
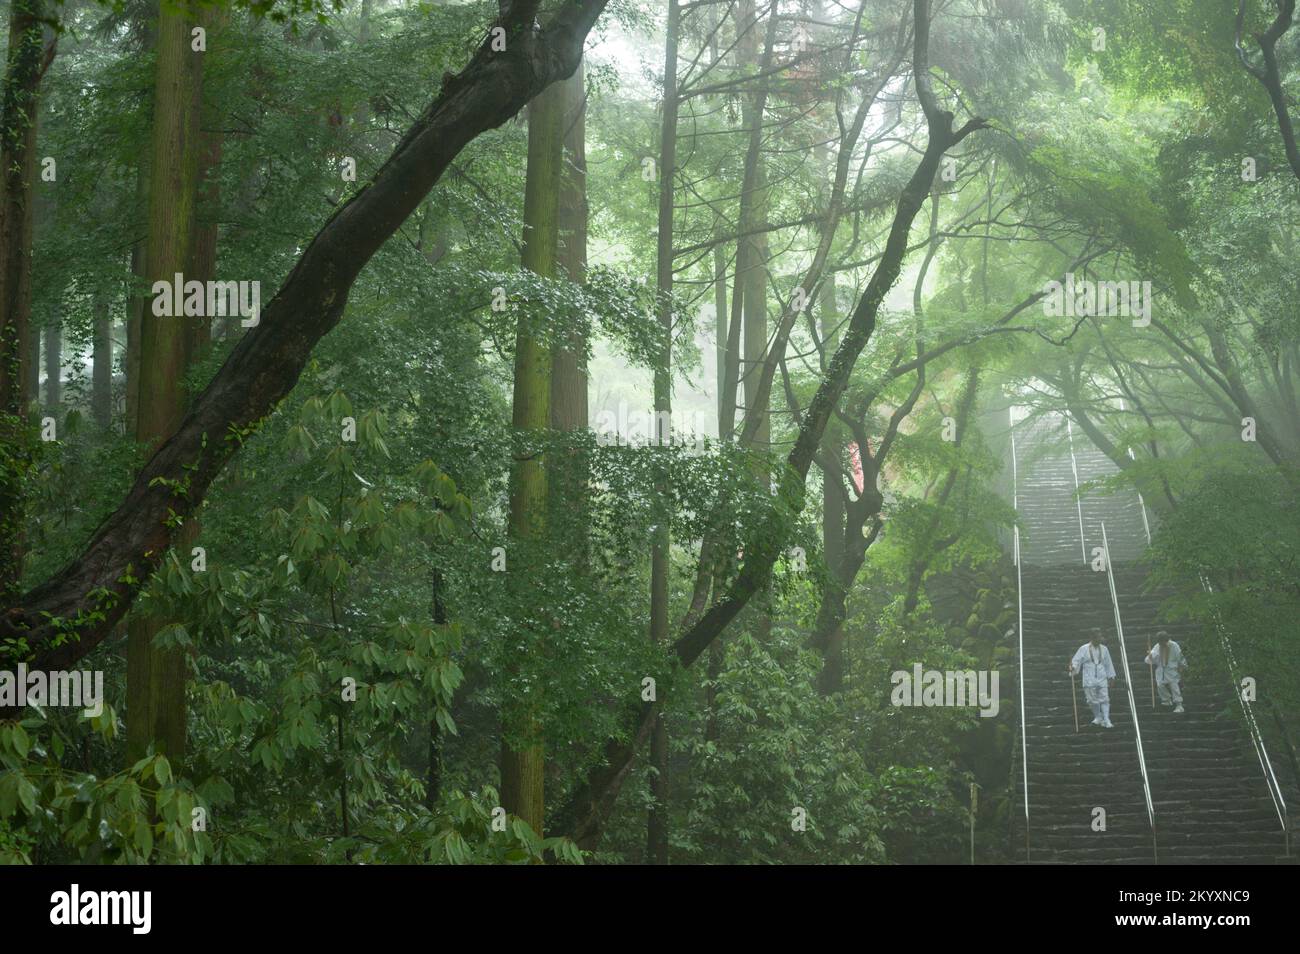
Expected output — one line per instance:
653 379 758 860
1007 413 1289 864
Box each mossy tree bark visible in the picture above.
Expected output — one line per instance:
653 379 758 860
126 3 207 768
501 76 565 837
0 0 53 601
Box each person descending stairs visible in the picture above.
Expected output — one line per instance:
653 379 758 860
1069 628 1116 729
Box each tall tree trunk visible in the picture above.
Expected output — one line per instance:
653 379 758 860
0 0 53 600
646 0 679 867
126 3 206 768
738 0 773 641
551 61 588 430
125 168 148 437
712 227 729 436
549 61 590 568
703 25 735 747
819 293 844 642
426 567 448 809
500 78 565 837
186 7 224 363
700 221 729 742
815 113 844 612
124 20 156 437
719 0 775 445
187 137 221 361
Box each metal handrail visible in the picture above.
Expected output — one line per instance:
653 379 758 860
1199 573 1290 856
1010 416 1029 861
1015 526 1028 861
1065 418 1088 565
1100 522 1158 863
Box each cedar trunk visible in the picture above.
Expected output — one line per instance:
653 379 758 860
126 5 206 767
501 78 565 836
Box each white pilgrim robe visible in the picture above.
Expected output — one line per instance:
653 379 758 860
1070 642 1117 725
1145 640 1186 706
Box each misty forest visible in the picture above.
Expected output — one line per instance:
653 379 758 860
0 0 1297 866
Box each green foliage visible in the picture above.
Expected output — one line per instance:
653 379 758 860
1147 458 1300 722
10 0 1296 868
0 707 209 864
